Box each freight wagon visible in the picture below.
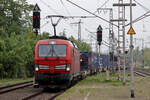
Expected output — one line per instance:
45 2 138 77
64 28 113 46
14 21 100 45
80 52 100 76
100 54 117 71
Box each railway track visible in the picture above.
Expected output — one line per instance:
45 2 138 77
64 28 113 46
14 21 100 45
48 91 65 100
22 89 65 100
0 80 65 100
22 90 43 100
0 81 33 94
134 70 150 77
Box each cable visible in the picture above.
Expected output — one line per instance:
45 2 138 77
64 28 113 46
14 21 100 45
133 0 149 12
59 0 71 16
41 21 50 28
40 0 59 14
125 10 150 26
62 18 79 37
125 0 150 26
134 15 150 23
66 0 119 28
94 0 111 14
102 42 110 47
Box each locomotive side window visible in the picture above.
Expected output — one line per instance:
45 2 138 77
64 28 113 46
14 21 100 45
38 44 67 57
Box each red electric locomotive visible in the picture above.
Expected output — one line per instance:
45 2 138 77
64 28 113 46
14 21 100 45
34 36 80 88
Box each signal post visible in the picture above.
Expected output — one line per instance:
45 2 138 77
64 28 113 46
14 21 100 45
32 4 41 88
97 25 103 75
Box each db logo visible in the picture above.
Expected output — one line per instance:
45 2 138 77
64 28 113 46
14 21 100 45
50 67 54 70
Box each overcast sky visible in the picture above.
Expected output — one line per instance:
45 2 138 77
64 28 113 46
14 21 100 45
27 0 150 53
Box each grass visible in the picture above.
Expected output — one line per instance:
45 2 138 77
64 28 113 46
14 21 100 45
0 78 33 86
56 72 150 100
56 72 131 100
77 72 130 87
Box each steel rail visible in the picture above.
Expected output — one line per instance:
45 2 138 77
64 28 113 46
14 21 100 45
22 90 43 100
134 70 150 77
0 81 33 94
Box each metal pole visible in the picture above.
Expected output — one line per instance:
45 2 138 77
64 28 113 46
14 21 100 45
78 19 82 42
35 29 38 37
134 38 137 68
90 36 92 51
71 20 82 42
117 0 122 81
118 48 121 81
130 0 135 98
99 45 101 73
96 41 98 53
142 39 144 68
123 6 126 85
78 21 80 41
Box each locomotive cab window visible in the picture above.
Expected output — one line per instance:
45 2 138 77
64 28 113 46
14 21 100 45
38 44 67 57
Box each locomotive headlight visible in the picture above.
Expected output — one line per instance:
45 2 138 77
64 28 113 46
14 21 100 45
66 64 71 71
35 64 39 71
66 67 70 71
35 67 39 71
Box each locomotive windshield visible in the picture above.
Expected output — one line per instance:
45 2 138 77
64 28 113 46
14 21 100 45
38 44 67 57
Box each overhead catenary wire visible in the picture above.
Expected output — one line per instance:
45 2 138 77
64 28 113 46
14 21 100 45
94 0 111 14
41 21 50 28
133 0 149 12
125 10 150 26
66 0 119 28
59 0 71 16
46 15 97 19
40 0 59 14
36 0 115 48
63 19 79 38
102 42 110 47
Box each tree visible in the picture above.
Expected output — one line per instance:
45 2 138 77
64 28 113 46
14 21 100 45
0 0 35 78
0 0 33 36
69 36 92 52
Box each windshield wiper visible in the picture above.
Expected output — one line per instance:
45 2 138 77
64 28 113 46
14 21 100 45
52 48 60 60
45 47 52 58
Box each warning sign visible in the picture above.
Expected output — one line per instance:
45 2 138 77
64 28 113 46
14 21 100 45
127 26 136 35
117 46 120 49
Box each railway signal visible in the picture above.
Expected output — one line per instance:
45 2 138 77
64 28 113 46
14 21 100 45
33 4 41 36
97 25 103 45
33 12 40 29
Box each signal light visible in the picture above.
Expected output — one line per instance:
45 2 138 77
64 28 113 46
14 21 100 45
125 51 128 54
97 25 103 45
33 12 40 29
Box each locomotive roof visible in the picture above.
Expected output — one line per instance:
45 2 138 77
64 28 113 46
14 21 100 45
37 36 78 48
49 36 68 40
